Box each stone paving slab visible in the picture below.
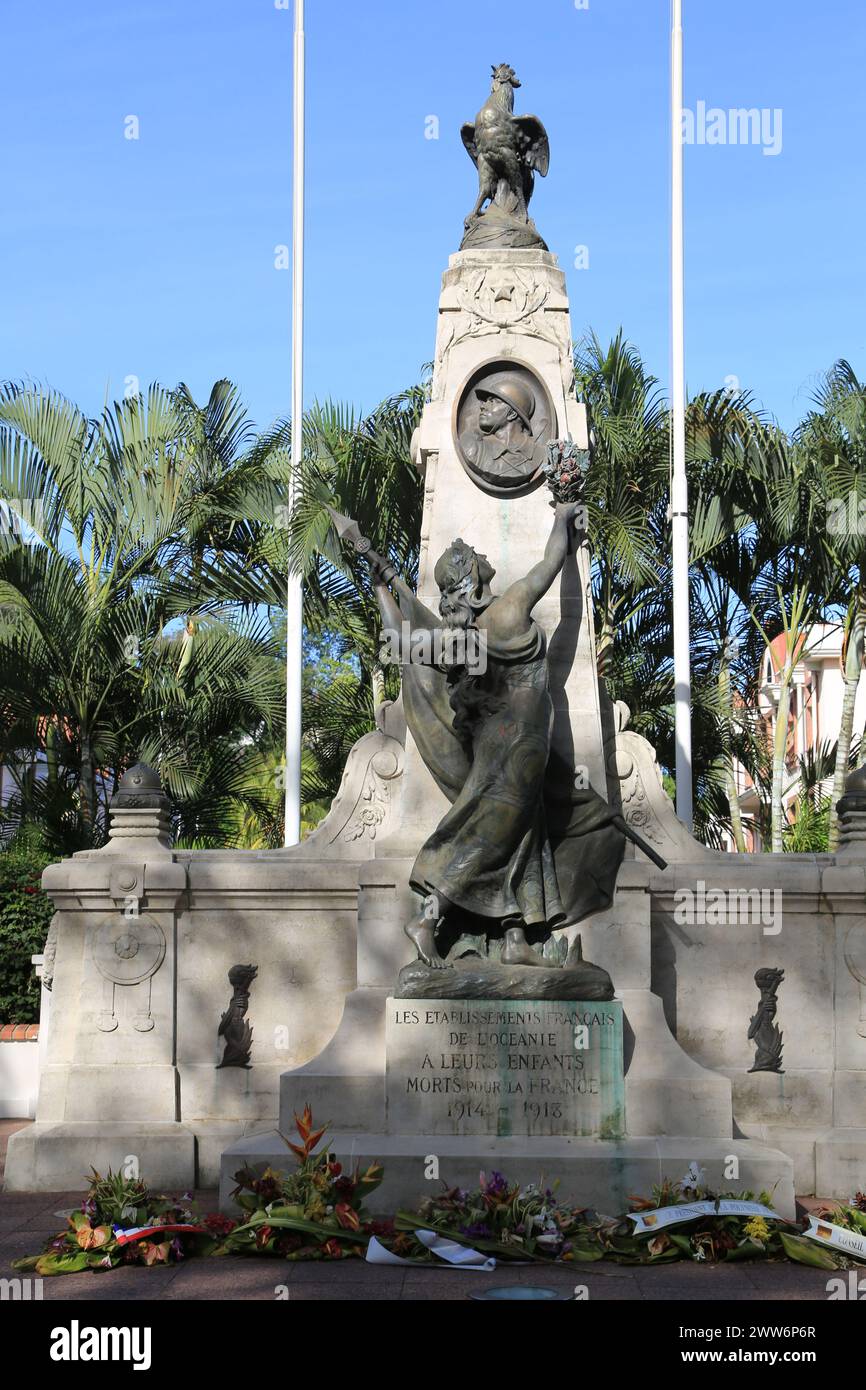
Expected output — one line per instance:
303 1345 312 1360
40 1267 182 1302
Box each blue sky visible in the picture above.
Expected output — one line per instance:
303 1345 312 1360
2 0 864 433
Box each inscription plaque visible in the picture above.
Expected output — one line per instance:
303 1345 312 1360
386 997 624 1138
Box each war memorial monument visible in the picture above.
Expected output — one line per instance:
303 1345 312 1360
7 63 866 1219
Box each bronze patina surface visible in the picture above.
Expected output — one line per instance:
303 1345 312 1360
460 64 550 250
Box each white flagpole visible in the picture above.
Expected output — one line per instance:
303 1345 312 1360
284 0 305 846
671 0 693 830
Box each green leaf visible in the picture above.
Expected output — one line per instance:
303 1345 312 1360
668 1233 694 1255
566 1245 605 1262
723 1242 765 1261
226 1214 367 1247
34 1250 91 1276
779 1232 842 1269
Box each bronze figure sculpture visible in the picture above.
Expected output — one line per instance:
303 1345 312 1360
458 374 545 487
217 963 258 1069
748 967 785 1073
461 64 550 250
326 505 631 994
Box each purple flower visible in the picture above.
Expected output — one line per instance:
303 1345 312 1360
484 1171 509 1197
170 1237 184 1261
460 1222 492 1239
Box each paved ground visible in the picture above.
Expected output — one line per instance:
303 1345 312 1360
0 1119 839 1301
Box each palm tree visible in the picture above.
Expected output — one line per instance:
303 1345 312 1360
576 335 776 845
739 420 847 850
576 331 670 685
213 387 425 823
782 740 837 852
0 380 284 853
795 361 866 847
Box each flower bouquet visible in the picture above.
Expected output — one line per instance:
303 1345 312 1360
539 438 590 504
390 1170 602 1264
799 1192 866 1267
221 1104 384 1261
13 1168 218 1276
594 1175 831 1267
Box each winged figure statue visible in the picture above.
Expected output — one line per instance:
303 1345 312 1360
460 63 550 250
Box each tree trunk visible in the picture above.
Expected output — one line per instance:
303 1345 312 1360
596 616 615 681
80 732 97 839
718 659 747 851
44 721 58 790
771 663 793 853
829 590 866 849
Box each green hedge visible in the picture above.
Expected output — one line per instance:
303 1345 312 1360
0 849 54 1024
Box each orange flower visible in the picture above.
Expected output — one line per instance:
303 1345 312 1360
140 1241 170 1266
76 1223 111 1251
358 1162 384 1188
288 1104 327 1159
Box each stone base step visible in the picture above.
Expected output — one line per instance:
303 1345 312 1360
2 1121 196 1192
219 1130 796 1219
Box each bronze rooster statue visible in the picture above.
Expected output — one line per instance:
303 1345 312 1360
460 63 550 250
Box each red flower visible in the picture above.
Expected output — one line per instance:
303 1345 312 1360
321 1239 344 1259
367 1218 395 1238
204 1213 236 1237
275 1232 304 1255
335 1203 361 1232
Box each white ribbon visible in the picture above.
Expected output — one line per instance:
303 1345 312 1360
366 1230 496 1270
804 1215 866 1261
629 1199 782 1234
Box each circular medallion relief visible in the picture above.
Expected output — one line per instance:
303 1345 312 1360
93 915 166 986
453 361 555 496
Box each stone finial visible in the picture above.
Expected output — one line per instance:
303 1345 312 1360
107 763 172 847
836 766 866 856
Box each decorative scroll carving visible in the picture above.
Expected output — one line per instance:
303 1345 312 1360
605 702 714 864
295 724 404 859
342 747 400 842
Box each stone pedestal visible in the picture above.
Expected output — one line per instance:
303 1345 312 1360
385 998 625 1139
220 856 793 1215
3 846 193 1190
